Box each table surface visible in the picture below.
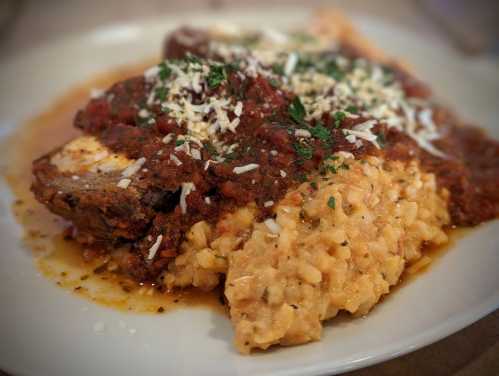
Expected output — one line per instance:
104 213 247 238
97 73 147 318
0 1 497 375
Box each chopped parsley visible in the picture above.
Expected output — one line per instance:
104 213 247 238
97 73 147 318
207 64 226 89
310 181 318 190
345 105 358 114
289 96 306 124
333 111 346 128
224 61 240 72
185 53 202 65
323 60 344 81
325 155 339 161
321 164 337 175
310 122 331 143
327 196 336 209
293 142 313 161
271 63 285 76
154 86 168 102
175 139 185 147
158 62 172 81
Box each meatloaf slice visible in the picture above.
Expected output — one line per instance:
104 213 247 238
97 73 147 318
31 135 173 244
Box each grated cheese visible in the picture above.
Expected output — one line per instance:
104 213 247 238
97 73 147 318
295 129 312 138
117 178 131 189
179 182 196 214
138 109 150 118
343 120 380 149
284 52 299 76
190 148 201 160
170 154 183 166
162 133 174 144
264 218 281 234
147 235 163 260
233 163 259 174
122 157 146 177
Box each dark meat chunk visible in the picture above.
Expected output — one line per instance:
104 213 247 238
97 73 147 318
31 147 175 244
163 27 210 60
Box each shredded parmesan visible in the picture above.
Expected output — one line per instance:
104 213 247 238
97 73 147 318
343 120 380 149
170 154 183 166
180 182 196 214
191 148 201 160
284 52 299 76
138 109 150 118
162 133 174 144
117 178 131 189
264 218 281 234
233 163 259 174
264 200 274 207
295 129 312 138
122 157 146 177
147 235 163 260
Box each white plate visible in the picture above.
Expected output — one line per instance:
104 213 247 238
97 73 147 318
0 7 498 376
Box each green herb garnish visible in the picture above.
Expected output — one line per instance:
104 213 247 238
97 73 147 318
310 181 318 190
289 96 306 124
322 164 337 175
310 122 331 143
345 105 358 114
327 196 336 209
175 139 185 147
154 86 168 102
271 63 285 76
333 111 346 128
293 142 313 161
185 53 202 65
325 155 339 161
207 64 226 89
323 60 344 81
158 62 172 81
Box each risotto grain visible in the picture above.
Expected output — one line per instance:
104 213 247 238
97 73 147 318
164 154 449 353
